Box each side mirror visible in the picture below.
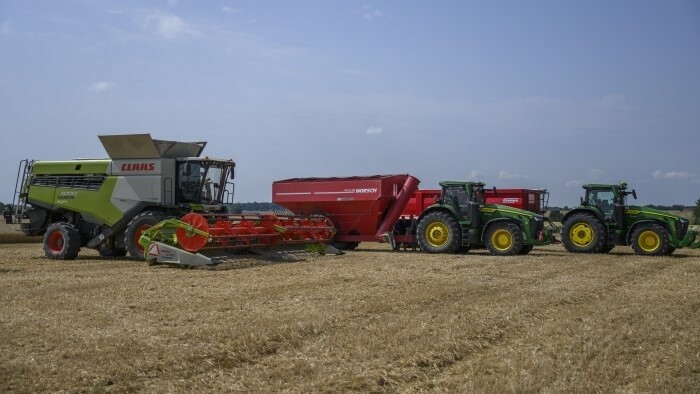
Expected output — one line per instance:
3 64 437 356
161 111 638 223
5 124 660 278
184 163 192 176
492 186 497 195
580 196 584 205
632 190 637 200
230 167 235 180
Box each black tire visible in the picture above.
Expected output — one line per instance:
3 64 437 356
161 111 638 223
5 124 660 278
666 247 676 256
331 242 360 250
124 211 166 260
561 213 606 253
630 223 670 256
599 245 615 253
99 248 128 258
416 211 461 253
485 222 524 256
519 244 534 255
43 222 81 260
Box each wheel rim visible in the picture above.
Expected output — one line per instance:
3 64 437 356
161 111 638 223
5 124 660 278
134 224 151 253
569 223 594 247
491 229 512 251
48 231 64 253
426 222 449 247
638 230 660 252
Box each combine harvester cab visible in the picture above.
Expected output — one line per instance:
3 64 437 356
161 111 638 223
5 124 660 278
9 133 336 265
561 182 698 256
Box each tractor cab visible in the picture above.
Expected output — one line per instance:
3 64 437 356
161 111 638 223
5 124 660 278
439 181 484 221
582 183 636 225
176 158 235 207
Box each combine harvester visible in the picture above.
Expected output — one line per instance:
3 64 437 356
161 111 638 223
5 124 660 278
273 175 554 255
7 134 336 266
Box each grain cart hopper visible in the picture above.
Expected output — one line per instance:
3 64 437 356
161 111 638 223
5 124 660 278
561 182 698 255
8 134 336 262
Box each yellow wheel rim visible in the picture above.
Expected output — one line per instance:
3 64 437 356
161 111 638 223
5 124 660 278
491 229 512 251
426 222 449 247
638 230 660 252
569 223 594 247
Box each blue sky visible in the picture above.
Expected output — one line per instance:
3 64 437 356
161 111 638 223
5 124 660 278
1 0 699 207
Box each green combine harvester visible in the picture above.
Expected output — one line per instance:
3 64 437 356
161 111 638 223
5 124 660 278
414 181 554 255
6 134 335 265
561 182 698 255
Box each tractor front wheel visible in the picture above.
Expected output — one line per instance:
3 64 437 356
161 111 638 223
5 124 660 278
485 222 524 256
416 212 461 253
43 222 81 260
630 223 669 256
561 214 606 253
124 211 166 260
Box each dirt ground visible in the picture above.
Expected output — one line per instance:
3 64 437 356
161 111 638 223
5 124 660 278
1 242 699 392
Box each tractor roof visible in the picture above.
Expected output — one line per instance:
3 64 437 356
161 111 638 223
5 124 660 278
582 182 628 191
98 133 206 159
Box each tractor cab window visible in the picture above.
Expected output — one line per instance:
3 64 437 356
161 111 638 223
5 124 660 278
444 186 469 214
587 189 615 217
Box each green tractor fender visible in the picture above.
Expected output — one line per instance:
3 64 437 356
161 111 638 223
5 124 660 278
561 207 605 226
625 219 672 245
416 204 461 225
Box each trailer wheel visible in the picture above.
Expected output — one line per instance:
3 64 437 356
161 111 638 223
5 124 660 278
561 213 605 253
485 222 524 256
416 211 461 253
631 223 669 256
124 211 166 260
43 222 81 260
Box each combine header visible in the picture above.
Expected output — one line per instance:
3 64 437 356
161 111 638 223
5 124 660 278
139 212 336 266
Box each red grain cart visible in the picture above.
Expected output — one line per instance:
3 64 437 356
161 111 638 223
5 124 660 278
272 175 419 249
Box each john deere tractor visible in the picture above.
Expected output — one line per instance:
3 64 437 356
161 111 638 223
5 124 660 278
561 182 698 256
415 181 551 256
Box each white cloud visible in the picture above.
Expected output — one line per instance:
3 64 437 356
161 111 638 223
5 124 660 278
363 5 384 20
652 170 694 180
366 126 383 135
588 169 602 180
469 170 484 179
498 170 528 181
89 81 115 92
1 21 11 35
135 11 196 39
221 6 239 13
565 180 583 187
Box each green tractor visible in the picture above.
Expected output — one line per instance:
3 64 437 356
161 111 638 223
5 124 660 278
415 181 551 256
561 182 698 256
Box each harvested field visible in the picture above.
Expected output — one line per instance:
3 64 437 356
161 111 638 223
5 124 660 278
1 243 699 392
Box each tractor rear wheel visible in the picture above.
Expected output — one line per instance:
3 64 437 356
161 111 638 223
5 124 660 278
416 211 461 253
43 222 81 260
485 222 524 256
561 213 605 253
630 223 669 256
124 211 166 260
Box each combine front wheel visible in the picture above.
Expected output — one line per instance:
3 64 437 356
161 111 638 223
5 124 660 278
416 212 461 253
124 211 166 260
630 223 669 256
561 214 605 253
485 222 524 256
43 222 81 260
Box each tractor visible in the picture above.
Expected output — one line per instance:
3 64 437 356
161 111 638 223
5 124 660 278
560 182 698 255
415 181 551 256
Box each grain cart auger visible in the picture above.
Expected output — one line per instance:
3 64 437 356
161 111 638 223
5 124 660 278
561 182 698 256
138 212 337 266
